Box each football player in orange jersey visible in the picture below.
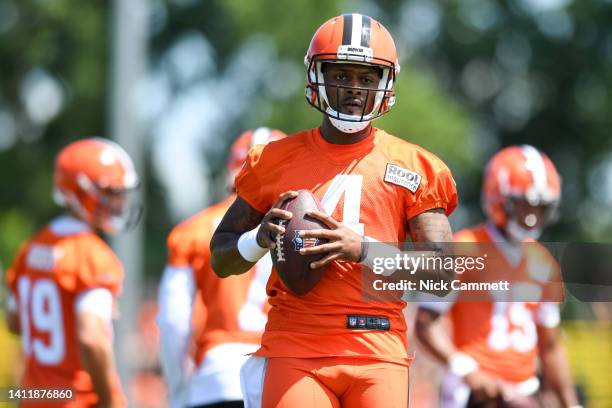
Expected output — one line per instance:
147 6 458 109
415 145 581 407
4 138 142 408
157 128 287 408
210 13 458 408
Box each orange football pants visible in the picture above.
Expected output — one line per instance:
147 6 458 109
262 357 409 408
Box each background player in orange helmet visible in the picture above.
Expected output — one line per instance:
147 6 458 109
157 128 287 408
416 145 581 407
4 138 142 408
210 13 458 408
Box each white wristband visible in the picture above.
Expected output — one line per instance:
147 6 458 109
448 352 478 377
237 225 268 262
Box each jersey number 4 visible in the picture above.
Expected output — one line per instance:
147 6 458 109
17 276 66 365
321 175 364 235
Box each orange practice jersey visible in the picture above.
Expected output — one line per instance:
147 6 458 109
166 195 270 364
5 217 125 408
449 224 562 382
236 127 458 366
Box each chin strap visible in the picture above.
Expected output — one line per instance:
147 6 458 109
505 219 543 242
328 116 371 133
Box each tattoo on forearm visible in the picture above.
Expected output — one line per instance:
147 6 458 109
408 208 453 242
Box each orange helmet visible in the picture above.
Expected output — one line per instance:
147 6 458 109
304 13 400 133
226 127 287 190
482 145 561 238
54 138 142 234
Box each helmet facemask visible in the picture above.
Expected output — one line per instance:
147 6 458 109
502 196 559 242
305 55 396 133
55 175 143 235
94 184 143 234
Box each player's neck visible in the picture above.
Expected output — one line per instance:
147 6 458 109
319 117 372 145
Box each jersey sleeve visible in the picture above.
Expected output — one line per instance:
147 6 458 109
542 257 564 303
405 152 458 220
75 288 114 321
528 244 564 303
235 144 275 213
73 235 124 296
166 212 217 292
157 263 196 403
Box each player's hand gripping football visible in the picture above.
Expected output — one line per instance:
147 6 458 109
255 191 298 249
297 211 363 269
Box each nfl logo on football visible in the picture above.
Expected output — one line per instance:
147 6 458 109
292 230 319 251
